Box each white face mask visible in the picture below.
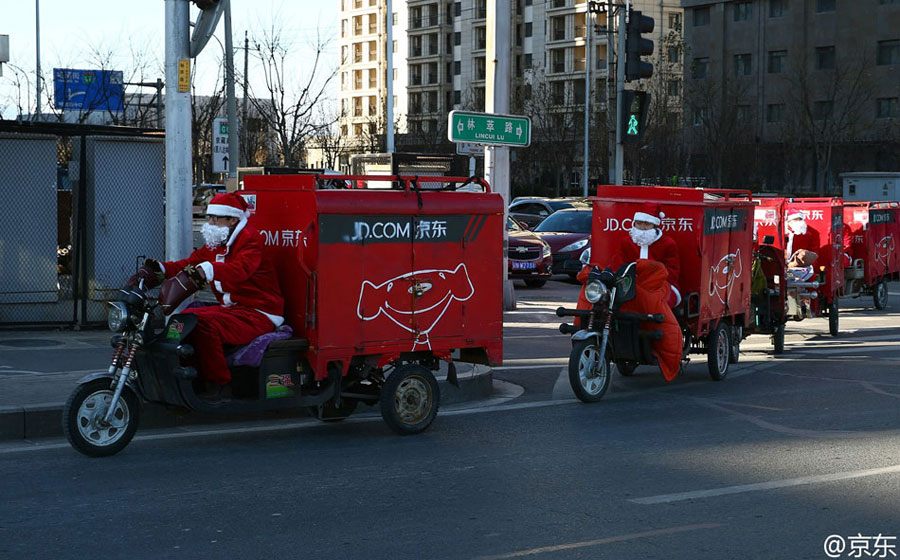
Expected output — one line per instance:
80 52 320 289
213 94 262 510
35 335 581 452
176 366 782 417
787 220 807 236
201 223 231 248
629 227 659 247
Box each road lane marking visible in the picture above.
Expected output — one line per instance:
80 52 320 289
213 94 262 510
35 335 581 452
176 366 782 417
475 523 723 559
631 464 900 505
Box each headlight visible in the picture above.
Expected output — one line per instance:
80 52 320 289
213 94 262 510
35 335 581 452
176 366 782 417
579 247 591 265
585 280 608 303
560 238 589 253
541 242 552 257
107 302 129 332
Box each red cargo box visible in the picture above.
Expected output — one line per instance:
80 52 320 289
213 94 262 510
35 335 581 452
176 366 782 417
590 185 754 338
783 197 845 303
243 174 504 379
843 201 900 307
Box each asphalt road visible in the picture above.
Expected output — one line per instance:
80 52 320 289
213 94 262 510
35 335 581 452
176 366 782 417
1 276 899 559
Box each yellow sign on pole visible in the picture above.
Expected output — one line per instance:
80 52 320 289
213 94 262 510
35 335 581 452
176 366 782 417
177 59 191 93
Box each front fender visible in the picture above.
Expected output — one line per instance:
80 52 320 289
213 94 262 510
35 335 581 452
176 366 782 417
76 372 140 397
571 329 601 343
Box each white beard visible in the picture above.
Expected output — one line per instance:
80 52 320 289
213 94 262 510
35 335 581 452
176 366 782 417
201 223 231 248
629 227 660 247
788 221 807 235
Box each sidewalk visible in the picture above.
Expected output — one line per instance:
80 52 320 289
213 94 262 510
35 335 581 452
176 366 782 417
0 328 494 441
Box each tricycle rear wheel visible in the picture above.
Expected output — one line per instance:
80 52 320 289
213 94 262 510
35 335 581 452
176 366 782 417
63 379 140 457
707 323 730 381
728 325 742 364
568 339 611 402
380 364 440 435
873 278 888 310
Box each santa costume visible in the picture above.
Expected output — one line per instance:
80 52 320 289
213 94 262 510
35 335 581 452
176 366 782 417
609 211 682 306
160 192 285 386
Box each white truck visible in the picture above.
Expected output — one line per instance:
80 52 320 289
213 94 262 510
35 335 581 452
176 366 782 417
841 172 900 202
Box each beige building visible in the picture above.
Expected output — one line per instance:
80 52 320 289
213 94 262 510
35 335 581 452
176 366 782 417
338 1 684 154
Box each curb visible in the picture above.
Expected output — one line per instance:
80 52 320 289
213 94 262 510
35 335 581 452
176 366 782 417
0 369 494 441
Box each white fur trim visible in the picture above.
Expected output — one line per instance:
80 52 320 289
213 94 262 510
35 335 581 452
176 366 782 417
225 217 248 248
670 285 682 306
197 261 214 282
256 309 285 327
207 204 250 219
786 211 804 222
633 211 661 226
640 245 649 259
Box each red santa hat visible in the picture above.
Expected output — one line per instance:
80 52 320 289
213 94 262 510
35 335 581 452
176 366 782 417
206 192 250 220
633 211 664 226
786 210 805 222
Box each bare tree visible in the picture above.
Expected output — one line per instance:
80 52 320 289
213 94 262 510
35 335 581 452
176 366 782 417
190 65 225 184
779 49 875 194
247 22 338 167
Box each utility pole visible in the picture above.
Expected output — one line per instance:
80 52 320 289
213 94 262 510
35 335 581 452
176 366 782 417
582 6 591 197
224 0 238 181
615 1 628 185
164 0 192 260
487 0 515 310
35 0 41 119
385 0 395 153
606 0 615 185
242 30 249 167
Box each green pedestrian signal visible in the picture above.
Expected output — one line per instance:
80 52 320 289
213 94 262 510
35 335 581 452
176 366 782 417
620 90 650 144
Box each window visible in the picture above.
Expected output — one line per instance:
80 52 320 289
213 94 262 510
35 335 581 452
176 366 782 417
454 61 461 75
369 68 377 88
446 62 453 83
669 13 682 31
517 24 523 46
816 0 835 12
524 53 533 68
734 2 752 21
454 32 461 46
692 57 709 79
475 27 486 50
551 49 566 73
768 50 787 73
877 97 899 118
454 2 461 17
693 7 710 26
474 57 486 80
453 90 461 105
525 22 533 37
667 80 679 98
668 46 680 63
766 103 785 122
551 16 566 41
877 40 900 65
769 0 786 17
551 81 566 104
815 46 835 70
693 108 708 126
813 100 833 120
734 53 752 76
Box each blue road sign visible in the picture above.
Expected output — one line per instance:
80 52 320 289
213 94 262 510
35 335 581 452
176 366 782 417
53 68 124 112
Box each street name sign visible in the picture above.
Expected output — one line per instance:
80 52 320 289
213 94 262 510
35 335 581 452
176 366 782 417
212 118 230 174
448 110 531 147
456 142 485 157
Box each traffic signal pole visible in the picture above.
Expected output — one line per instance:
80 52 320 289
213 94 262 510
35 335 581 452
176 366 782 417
615 4 627 185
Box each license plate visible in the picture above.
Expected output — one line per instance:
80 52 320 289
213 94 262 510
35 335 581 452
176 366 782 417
511 260 536 270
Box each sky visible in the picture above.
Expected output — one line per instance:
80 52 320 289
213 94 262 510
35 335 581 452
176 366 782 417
0 0 340 119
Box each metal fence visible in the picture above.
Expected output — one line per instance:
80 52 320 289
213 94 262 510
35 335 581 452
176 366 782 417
0 121 164 327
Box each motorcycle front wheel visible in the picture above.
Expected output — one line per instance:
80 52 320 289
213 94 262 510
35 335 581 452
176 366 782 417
568 339 611 403
63 379 140 457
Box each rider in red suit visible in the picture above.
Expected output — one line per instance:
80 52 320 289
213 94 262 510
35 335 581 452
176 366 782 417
609 211 682 307
128 192 284 400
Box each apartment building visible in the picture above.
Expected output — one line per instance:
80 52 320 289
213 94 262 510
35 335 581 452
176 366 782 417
338 0 684 146
681 0 900 184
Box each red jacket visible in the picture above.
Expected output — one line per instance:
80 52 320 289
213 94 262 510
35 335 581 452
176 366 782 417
609 234 681 293
162 222 285 324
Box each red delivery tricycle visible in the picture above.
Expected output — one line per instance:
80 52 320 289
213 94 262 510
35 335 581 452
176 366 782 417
556 186 754 402
63 175 503 457
842 201 900 309
748 198 789 353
